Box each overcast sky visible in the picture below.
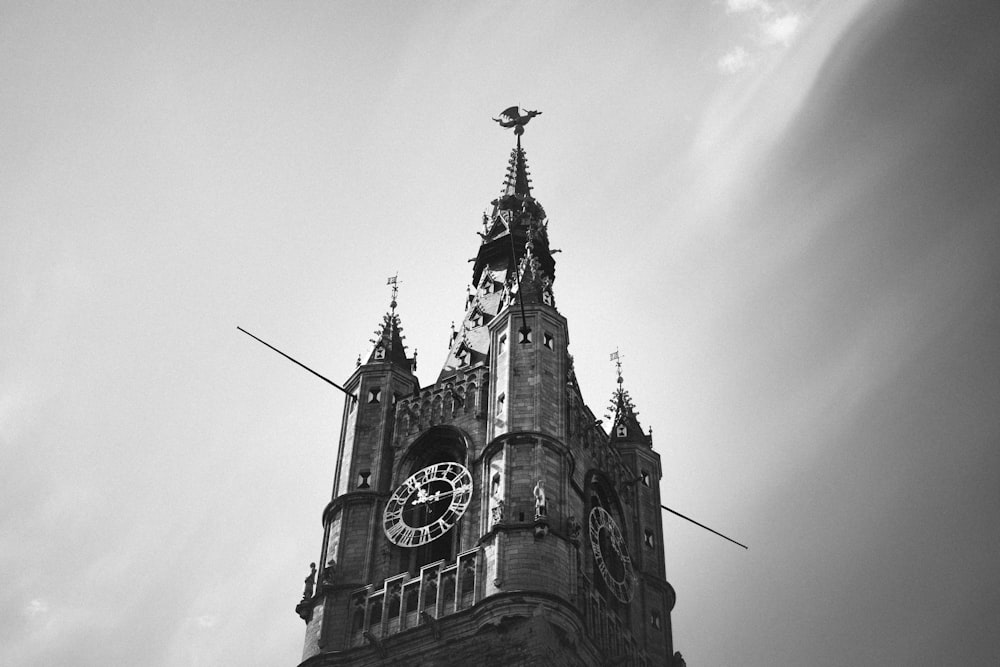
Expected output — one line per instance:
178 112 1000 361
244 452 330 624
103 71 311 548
2 1 999 665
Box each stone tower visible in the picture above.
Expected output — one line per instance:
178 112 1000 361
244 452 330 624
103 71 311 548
294 119 680 666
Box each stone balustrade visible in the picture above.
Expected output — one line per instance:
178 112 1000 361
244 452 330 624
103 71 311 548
348 548 480 647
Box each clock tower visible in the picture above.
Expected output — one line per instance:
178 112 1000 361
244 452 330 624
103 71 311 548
294 115 682 666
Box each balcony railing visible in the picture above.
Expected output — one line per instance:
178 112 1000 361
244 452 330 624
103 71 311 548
348 548 480 646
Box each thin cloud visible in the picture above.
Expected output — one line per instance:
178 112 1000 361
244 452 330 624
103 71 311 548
718 0 805 72
718 46 753 74
762 13 802 45
193 615 218 629
24 599 49 617
726 0 774 14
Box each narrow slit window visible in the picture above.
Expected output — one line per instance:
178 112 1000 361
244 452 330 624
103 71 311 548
368 388 381 403
543 332 554 349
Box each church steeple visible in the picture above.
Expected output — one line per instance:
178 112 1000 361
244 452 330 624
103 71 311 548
440 131 557 379
294 111 679 667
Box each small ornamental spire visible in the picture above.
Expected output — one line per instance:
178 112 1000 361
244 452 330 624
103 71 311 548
365 274 414 370
606 349 651 447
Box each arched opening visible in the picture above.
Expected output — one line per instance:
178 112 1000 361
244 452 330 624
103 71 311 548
585 470 633 617
395 426 471 574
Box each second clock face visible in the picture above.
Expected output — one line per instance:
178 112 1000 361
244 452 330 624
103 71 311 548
383 462 473 548
589 506 636 603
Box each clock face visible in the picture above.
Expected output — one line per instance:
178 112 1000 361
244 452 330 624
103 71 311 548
383 462 473 548
589 506 635 603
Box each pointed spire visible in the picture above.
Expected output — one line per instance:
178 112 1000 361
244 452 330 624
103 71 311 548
366 275 414 370
442 111 557 380
607 350 652 447
473 130 555 294
502 138 532 197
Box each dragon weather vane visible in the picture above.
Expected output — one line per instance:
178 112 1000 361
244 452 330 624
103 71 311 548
493 106 542 136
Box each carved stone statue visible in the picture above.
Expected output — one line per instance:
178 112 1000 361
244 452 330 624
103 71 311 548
302 562 316 599
567 515 581 541
533 479 547 519
490 471 504 526
491 499 505 526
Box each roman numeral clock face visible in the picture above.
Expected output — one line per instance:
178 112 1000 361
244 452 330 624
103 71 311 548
383 462 473 548
589 506 636 603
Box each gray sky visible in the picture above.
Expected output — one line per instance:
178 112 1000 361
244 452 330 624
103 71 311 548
2 1 998 665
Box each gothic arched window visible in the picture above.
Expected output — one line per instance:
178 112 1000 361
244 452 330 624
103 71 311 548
393 426 472 574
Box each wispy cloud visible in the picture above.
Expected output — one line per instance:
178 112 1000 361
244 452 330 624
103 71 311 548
726 0 773 14
718 46 753 74
761 13 802 45
24 599 49 617
192 614 218 629
718 1 804 74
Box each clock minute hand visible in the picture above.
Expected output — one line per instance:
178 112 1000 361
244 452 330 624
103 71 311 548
410 487 462 505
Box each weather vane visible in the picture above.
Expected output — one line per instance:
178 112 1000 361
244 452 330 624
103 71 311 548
387 273 400 313
610 349 624 386
493 106 542 136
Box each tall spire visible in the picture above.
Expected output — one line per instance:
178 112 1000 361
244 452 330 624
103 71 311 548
472 107 554 290
438 108 556 379
502 139 532 197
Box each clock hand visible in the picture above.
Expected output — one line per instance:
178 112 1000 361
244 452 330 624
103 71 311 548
409 487 467 505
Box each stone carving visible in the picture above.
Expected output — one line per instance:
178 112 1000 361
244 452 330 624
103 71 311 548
302 562 316 599
490 471 504 526
567 515 581 542
491 499 505 527
533 479 547 519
